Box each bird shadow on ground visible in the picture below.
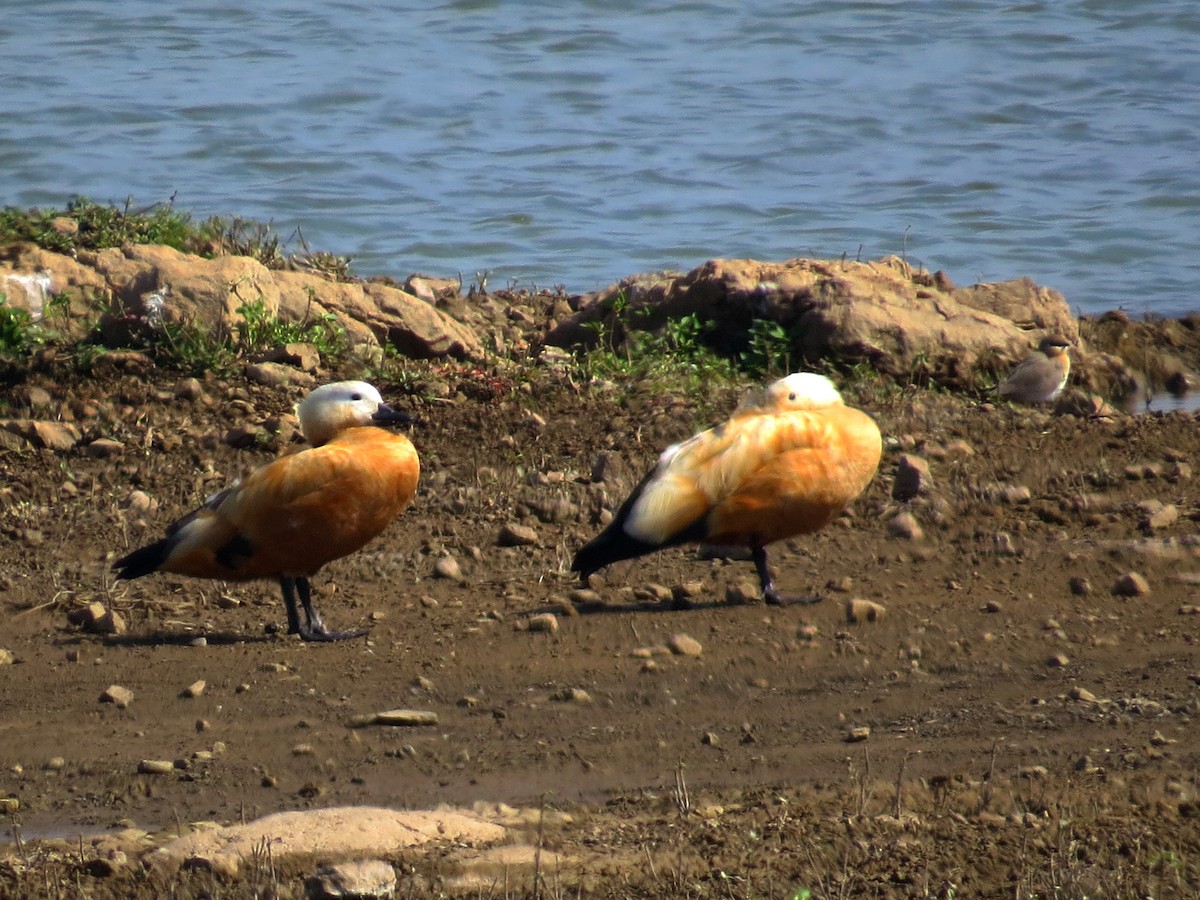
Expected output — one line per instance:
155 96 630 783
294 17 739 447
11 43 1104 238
95 629 279 648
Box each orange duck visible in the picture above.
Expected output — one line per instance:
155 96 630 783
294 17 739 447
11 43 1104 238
114 380 419 641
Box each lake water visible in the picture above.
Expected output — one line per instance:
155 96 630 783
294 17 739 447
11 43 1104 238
3 1 1199 316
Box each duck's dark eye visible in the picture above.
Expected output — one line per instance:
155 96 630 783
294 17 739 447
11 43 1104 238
350 393 362 401
788 392 796 401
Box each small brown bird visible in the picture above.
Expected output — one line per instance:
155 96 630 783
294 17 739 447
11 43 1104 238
113 381 420 641
572 373 882 606
999 335 1072 405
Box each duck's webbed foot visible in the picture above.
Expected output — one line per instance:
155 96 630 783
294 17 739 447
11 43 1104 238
280 576 369 642
754 548 824 607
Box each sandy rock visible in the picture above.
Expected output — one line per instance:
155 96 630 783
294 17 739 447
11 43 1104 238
138 759 175 775
181 680 206 699
547 257 1076 389
374 709 438 727
526 613 559 634
1138 501 1178 531
668 634 703 657
100 685 135 708
124 490 156 513
432 556 464 581
845 726 871 743
724 581 761 605
0 649 12 666
497 523 538 546
1113 572 1151 596
84 438 125 458
263 341 321 372
0 419 81 451
888 511 924 540
174 377 205 401
306 859 397 899
155 807 507 876
71 602 127 635
846 598 886 624
993 532 1019 556
244 361 316 388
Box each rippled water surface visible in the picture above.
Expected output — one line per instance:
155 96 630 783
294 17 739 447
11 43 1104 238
3 1 1199 314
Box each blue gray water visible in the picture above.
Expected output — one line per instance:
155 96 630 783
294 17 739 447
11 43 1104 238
3 1 1199 316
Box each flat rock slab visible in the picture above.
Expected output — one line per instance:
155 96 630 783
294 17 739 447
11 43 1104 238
155 806 508 876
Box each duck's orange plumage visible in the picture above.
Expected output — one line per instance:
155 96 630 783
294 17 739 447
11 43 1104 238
114 381 419 641
572 372 881 606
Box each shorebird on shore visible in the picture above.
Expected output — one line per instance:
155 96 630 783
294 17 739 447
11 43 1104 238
572 372 882 606
113 381 420 641
999 335 1072 405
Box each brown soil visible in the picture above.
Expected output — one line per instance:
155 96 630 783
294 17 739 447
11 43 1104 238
2 351 1200 897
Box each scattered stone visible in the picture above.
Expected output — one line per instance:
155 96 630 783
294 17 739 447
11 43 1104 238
138 759 175 775
85 852 128 878
993 532 1019 556
892 454 930 501
264 342 321 373
1113 572 1151 597
668 634 703 657
174 377 204 401
181 680 206 699
306 859 398 899
1068 576 1092 596
497 523 538 547
1001 485 1032 504
1070 686 1098 703
887 511 924 540
0 798 18 814
845 726 871 743
672 582 706 606
0 649 12 666
84 438 125 458
224 424 266 448
70 601 128 635
100 685 135 709
1 420 81 451
983 600 1002 613
569 588 603 606
552 687 592 704
124 490 155 513
724 581 761 605
432 556 464 581
1139 501 1179 531
292 744 315 756
359 709 439 728
44 757 66 772
1046 653 1070 668
846 598 886 624
526 613 559 634
244 361 316 388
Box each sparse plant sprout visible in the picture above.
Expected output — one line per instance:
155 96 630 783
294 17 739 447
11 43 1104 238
0 294 50 356
743 318 792 377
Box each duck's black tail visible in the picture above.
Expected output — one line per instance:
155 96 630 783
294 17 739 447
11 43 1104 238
571 521 660 582
112 539 171 581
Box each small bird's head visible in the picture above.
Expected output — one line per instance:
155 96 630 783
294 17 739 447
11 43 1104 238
1037 336 1072 358
763 372 845 410
297 381 411 446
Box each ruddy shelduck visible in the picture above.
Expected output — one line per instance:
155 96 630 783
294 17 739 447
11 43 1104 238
999 335 1072 405
114 381 419 641
572 372 882 606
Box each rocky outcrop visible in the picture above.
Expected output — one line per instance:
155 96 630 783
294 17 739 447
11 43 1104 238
547 256 1080 387
0 242 481 360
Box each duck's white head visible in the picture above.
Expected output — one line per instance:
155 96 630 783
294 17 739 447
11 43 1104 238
296 380 409 446
761 372 844 410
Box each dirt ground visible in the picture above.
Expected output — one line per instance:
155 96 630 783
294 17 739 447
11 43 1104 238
2 344 1200 897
